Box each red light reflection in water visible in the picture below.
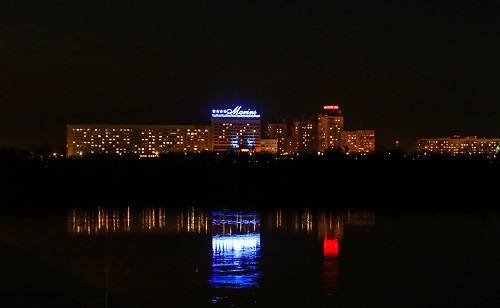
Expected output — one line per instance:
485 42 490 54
323 237 339 299
323 238 339 257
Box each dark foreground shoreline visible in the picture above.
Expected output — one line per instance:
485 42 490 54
1 152 499 212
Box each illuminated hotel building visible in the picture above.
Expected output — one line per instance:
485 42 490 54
210 106 261 153
416 136 500 155
66 124 211 158
317 105 344 153
341 130 376 154
292 117 317 153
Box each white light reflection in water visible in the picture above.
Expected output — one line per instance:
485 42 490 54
210 211 261 289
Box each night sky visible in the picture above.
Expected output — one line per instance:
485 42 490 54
1 1 499 152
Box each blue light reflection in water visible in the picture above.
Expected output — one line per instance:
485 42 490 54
209 211 261 289
210 233 260 288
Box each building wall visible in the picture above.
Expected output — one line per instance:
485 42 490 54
210 118 261 153
292 119 317 154
260 138 278 154
265 122 288 154
66 124 211 158
341 130 376 153
416 137 500 155
317 106 344 153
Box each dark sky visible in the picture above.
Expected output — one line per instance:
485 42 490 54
1 0 499 152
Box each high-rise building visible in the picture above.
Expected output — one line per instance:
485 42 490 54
210 106 261 153
66 124 211 158
341 130 376 154
292 117 317 154
317 105 344 153
265 120 289 154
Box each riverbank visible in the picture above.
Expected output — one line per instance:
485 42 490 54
1 152 498 212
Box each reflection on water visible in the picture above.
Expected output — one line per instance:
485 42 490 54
68 206 374 238
266 208 375 236
210 211 261 289
68 206 210 235
63 206 375 306
324 238 339 257
323 237 339 298
264 207 375 301
5 206 500 306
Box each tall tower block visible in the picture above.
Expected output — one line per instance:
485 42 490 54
317 105 344 153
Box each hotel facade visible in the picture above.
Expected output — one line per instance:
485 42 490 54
210 106 261 153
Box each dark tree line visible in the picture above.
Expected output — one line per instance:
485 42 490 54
1 149 499 212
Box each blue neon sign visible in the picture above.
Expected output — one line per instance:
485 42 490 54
212 106 260 118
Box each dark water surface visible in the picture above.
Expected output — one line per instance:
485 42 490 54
1 205 499 307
